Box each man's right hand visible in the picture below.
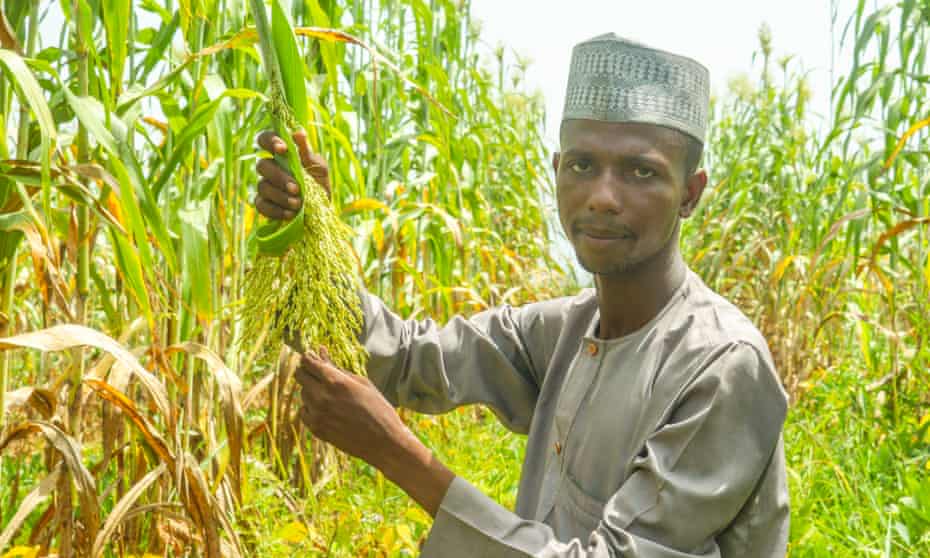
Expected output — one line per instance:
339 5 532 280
254 129 331 221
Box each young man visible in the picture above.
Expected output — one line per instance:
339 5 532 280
254 33 789 557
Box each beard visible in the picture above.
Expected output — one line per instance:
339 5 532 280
573 220 680 278
576 252 642 276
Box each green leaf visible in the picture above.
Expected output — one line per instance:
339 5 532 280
178 198 214 322
117 143 179 276
0 48 56 180
100 0 131 91
253 134 307 256
271 0 309 127
137 12 180 80
110 229 154 329
113 157 154 258
150 89 263 198
62 89 120 155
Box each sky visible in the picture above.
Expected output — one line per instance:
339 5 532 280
468 0 865 147
38 0 865 143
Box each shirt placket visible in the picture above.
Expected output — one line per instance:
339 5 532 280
538 338 603 520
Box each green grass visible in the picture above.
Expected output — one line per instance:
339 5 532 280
785 365 930 557
238 408 524 557
234 374 930 557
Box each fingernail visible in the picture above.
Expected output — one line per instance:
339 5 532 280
289 197 301 209
287 182 299 194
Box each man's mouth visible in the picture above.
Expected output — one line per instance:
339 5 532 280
574 225 634 241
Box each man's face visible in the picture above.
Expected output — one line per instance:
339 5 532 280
554 119 705 277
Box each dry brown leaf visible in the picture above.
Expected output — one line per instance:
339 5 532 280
83 378 174 467
167 342 244 501
0 9 20 53
0 325 171 424
242 370 276 411
91 463 166 558
181 454 222 558
3 387 33 415
157 516 201 555
0 464 62 552
26 388 57 420
0 160 126 235
0 216 71 320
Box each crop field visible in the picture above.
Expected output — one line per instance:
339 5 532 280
0 0 928 556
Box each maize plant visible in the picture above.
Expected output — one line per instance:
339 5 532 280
240 0 366 375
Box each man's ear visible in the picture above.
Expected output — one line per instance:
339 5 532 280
680 169 707 218
552 152 560 176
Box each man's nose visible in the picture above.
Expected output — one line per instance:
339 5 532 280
587 171 622 215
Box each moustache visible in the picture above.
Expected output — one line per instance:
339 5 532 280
572 219 635 238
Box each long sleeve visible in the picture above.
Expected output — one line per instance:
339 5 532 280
360 291 567 434
420 342 789 557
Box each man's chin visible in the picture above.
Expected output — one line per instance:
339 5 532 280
576 256 636 277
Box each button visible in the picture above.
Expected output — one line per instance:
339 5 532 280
586 342 598 356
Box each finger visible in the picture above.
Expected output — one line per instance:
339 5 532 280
318 346 332 363
297 352 330 383
292 130 331 196
256 130 287 155
293 129 313 169
255 159 300 197
258 179 302 212
254 195 296 221
305 153 331 196
301 351 345 384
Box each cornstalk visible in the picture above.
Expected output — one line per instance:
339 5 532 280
58 0 93 554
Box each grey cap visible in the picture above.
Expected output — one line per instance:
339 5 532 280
562 33 710 143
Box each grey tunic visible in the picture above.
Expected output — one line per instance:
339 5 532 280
360 270 789 557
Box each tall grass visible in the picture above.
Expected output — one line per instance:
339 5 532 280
684 1 929 554
0 0 562 555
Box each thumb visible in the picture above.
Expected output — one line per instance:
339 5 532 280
292 129 330 196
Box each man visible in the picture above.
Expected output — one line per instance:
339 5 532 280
254 33 789 557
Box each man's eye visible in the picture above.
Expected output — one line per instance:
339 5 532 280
632 167 656 179
570 161 591 173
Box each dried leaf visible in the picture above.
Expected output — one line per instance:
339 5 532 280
0 212 71 319
0 325 172 425
83 378 174 467
26 388 57 419
181 454 222 558
166 343 244 502
91 463 166 558
0 10 21 53
242 370 276 411
883 115 930 171
3 388 33 415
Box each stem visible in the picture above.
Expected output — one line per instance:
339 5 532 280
59 0 92 553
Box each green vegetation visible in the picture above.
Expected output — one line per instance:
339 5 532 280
0 0 927 556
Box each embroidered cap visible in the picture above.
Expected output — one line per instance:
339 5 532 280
562 33 710 143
